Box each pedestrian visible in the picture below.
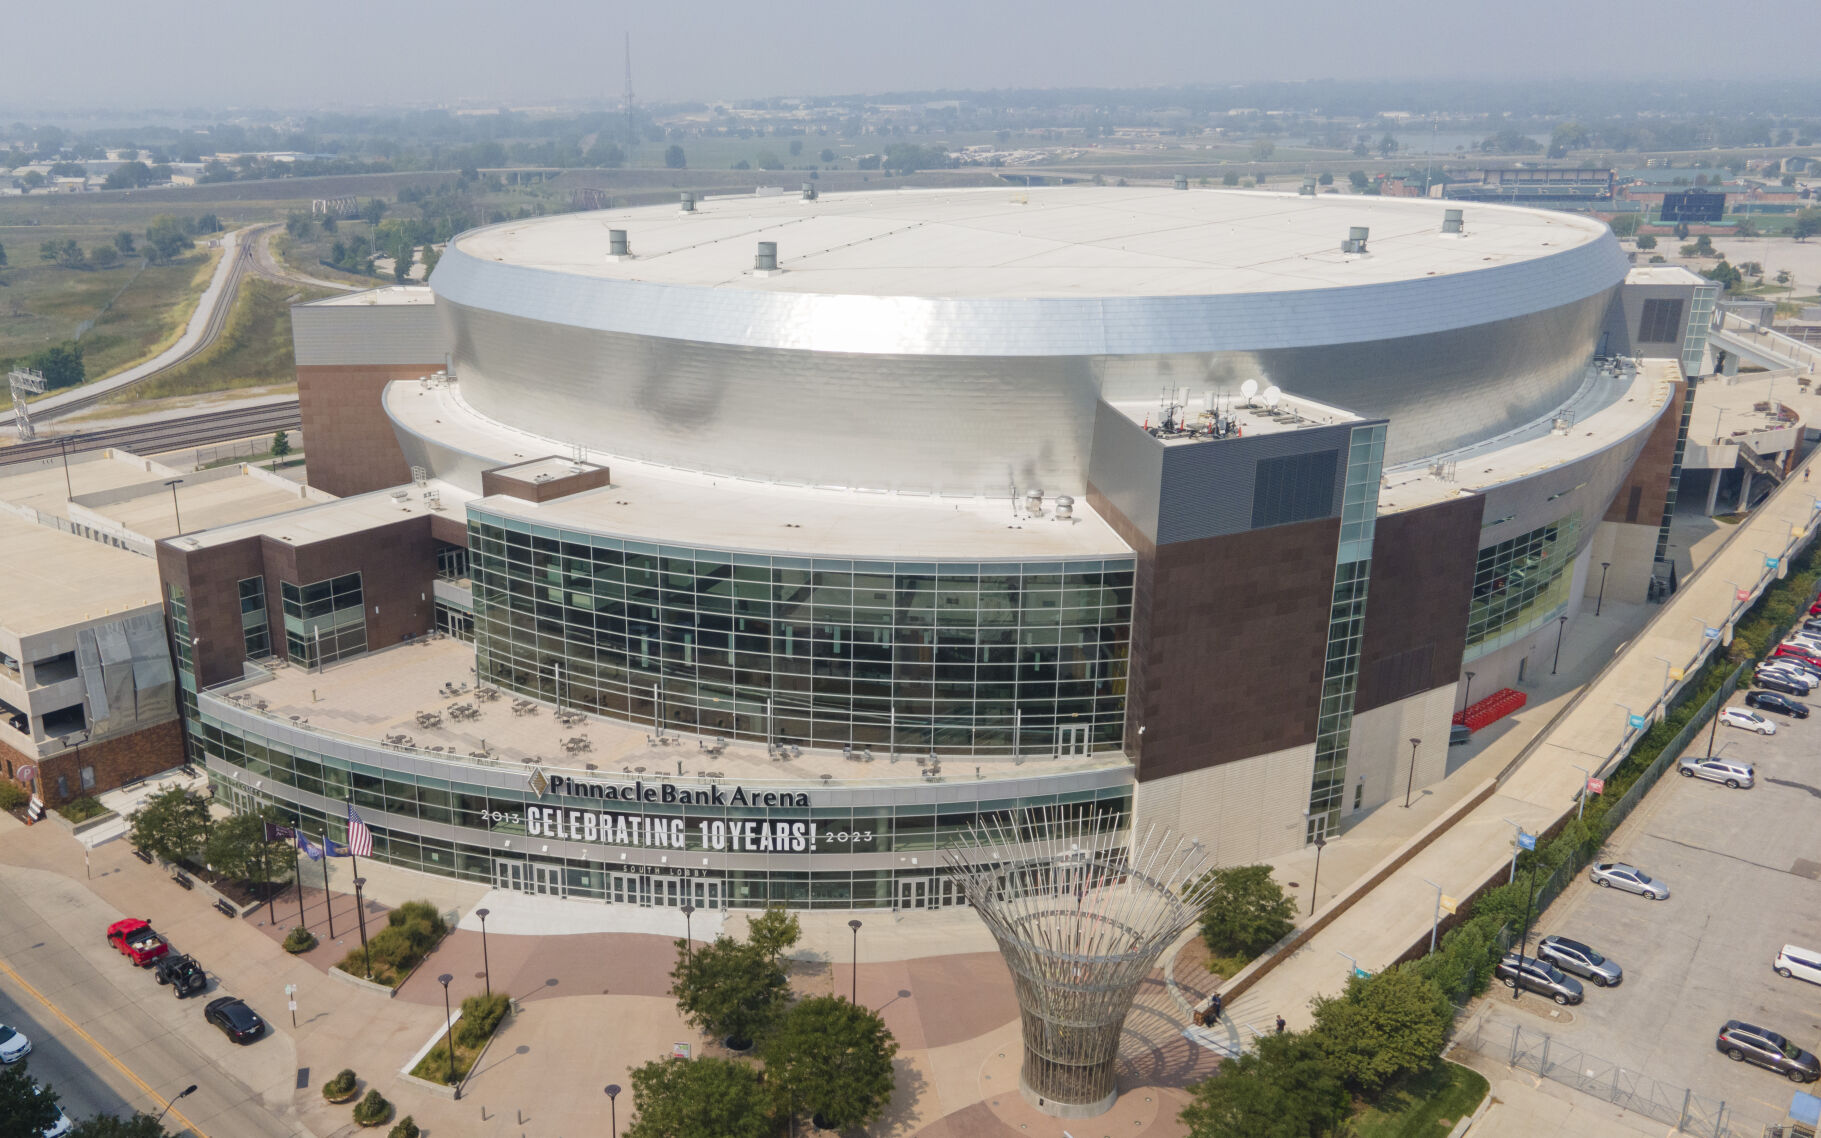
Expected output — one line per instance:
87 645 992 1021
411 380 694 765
1208 992 1223 1022
1275 1014 1287 1034
1806 467 1811 483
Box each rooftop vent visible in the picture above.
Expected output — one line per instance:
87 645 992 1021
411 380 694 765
1300 176 1317 196
1341 226 1369 255
1023 487 1044 515
607 229 630 257
755 242 778 272
1053 494 1075 520
1173 174 1188 191
679 192 696 213
1442 209 1464 235
801 183 817 201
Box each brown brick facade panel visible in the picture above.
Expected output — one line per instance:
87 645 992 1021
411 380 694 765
290 518 437 655
157 537 266 689
0 718 184 806
481 463 613 503
1602 378 1685 525
297 363 442 498
1354 495 1485 714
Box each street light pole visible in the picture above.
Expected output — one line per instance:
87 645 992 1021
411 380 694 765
1551 615 1568 675
154 1084 198 1125
681 903 696 965
437 973 456 1091
163 478 185 534
847 919 862 1003
1421 878 1444 954
1502 818 1525 883
475 907 492 998
1569 764 1591 821
1403 737 1420 808
1595 561 1611 616
605 1084 621 1138
353 876 371 979
1513 859 1540 1000
1308 832 1327 916
1460 670 1476 717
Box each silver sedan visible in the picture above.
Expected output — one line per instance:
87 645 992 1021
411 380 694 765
1590 862 1670 899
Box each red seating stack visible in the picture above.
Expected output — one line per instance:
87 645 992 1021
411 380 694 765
1452 687 1527 732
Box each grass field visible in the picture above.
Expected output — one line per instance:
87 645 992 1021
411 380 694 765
1343 1062 1488 1138
113 277 330 402
0 244 219 378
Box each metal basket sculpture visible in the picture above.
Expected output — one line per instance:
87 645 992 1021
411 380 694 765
944 809 1216 1117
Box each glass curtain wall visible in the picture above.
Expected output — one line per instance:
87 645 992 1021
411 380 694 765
1465 513 1583 658
281 573 367 667
238 577 271 659
467 511 1133 758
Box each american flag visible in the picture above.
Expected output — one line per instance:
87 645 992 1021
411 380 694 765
346 804 373 857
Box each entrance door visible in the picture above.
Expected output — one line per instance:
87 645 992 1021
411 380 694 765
531 863 564 897
898 877 930 910
610 872 649 906
495 860 528 892
1058 726 1089 757
688 879 723 910
935 876 965 908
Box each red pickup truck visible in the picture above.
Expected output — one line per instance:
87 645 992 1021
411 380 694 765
106 918 169 966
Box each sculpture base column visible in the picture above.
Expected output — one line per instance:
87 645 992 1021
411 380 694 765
1019 1068 1119 1119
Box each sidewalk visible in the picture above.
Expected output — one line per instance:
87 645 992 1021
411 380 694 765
1225 452 1821 1035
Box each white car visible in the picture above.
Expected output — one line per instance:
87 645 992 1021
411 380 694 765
1719 707 1777 735
1678 757 1754 788
0 1023 28 1063
1775 945 1821 986
1785 633 1821 653
35 1086 70 1138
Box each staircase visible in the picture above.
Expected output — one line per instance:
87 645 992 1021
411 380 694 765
1738 442 1786 485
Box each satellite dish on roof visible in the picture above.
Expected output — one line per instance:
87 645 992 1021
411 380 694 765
1263 386 1283 408
1240 379 1259 402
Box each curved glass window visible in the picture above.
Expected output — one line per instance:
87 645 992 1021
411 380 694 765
1465 512 1581 658
467 512 1132 758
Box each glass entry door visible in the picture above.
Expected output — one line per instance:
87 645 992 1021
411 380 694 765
530 863 564 896
1058 725 1089 756
898 877 930 909
495 861 528 891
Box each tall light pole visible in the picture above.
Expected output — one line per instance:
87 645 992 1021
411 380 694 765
1569 764 1591 821
1307 827 1327 916
154 1084 198 1125
1595 561 1611 616
475 906 492 998
164 478 185 534
1460 670 1476 719
352 876 371 979
680 903 696 965
1501 818 1525 883
437 973 456 1090
605 1084 621 1138
1421 878 1444 954
1402 737 1420 808
847 919 862 1003
1551 615 1568 674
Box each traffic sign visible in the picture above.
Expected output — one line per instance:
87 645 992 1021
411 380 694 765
1587 777 1605 795
1517 831 1536 851
1440 895 1459 914
1627 714 1647 730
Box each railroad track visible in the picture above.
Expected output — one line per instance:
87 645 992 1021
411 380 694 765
0 401 301 468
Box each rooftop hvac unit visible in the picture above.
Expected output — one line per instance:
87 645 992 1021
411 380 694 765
1442 209 1464 234
801 183 817 201
679 192 696 213
608 229 630 257
1173 174 1187 191
755 242 778 271
1300 176 1317 196
1341 226 1369 254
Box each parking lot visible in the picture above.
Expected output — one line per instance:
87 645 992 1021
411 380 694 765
1482 692 1821 1129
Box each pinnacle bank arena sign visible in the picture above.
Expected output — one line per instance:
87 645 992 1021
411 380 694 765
534 771 811 809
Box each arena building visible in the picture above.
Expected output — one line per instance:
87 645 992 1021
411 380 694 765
159 186 1714 911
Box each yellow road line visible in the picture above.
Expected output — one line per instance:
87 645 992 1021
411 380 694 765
0 953 209 1138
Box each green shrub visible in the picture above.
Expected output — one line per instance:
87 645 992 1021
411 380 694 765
352 1089 393 1127
455 992 510 1049
0 782 27 811
337 900 448 985
283 927 318 954
57 796 108 822
322 1069 357 1100
387 1117 419 1138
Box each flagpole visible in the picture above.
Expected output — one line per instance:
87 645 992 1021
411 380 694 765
345 793 362 882
294 817 308 932
263 831 276 924
320 827 336 940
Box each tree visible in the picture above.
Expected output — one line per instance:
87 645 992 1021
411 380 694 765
114 231 135 254
1635 234 1657 250
1377 132 1399 158
1607 214 1640 238
68 1114 172 1137
144 215 193 263
754 150 784 171
1193 864 1296 959
361 198 388 227
1221 171 1239 186
1317 172 1333 186
28 343 84 389
585 142 626 168
1794 209 1821 242
669 936 789 1049
1702 260 1743 291
1249 138 1276 162
1347 170 1369 191
664 145 686 169
0 1061 62 1138
1179 1032 1347 1138
0 242 7 268
764 996 898 1130
624 1056 776 1138
745 907 801 961
1307 967 1450 1093
102 161 153 190
128 787 211 866
419 245 440 278
41 239 84 269
203 807 290 883
788 139 803 157
89 244 120 268
818 148 835 163
1738 261 1764 279
393 243 414 283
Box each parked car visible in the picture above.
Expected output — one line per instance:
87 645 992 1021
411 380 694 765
1716 1020 1821 1083
34 1085 71 1138
204 997 265 1044
1774 945 1821 986
0 1022 29 1064
1537 935 1624 987
1719 707 1777 735
1746 690 1810 718
1754 670 1814 697
1449 723 1473 746
105 919 168 966
1496 953 1585 1005
153 954 207 998
1784 632 1821 653
1808 599 1821 617
1764 655 1821 681
1679 756 1755 788
1772 643 1821 670
1590 862 1670 899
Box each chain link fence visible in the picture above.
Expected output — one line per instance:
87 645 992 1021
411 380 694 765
1453 1017 1748 1137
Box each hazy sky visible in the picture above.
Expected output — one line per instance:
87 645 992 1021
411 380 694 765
16 0 1821 110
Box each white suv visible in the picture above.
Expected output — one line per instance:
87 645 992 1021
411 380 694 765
1678 757 1754 788
1776 945 1821 986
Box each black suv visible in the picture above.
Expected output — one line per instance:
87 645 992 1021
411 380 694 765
153 954 207 998
1746 690 1810 718
1716 1021 1820 1083
1496 953 1584 1005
